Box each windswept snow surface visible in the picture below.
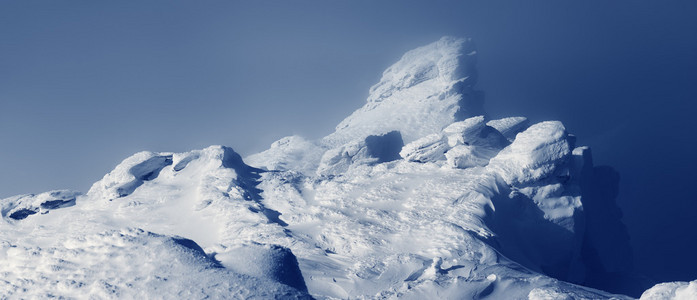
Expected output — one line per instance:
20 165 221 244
0 37 671 299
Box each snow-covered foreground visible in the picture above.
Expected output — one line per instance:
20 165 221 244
0 37 688 299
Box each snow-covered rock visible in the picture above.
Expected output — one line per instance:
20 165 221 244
481 121 588 285
487 116 529 142
488 121 573 186
317 130 403 176
445 144 491 168
400 115 507 168
1 190 80 221
86 151 174 200
399 133 449 163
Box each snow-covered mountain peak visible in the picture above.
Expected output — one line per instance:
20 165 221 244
324 36 485 146
3 36 681 299
367 36 477 103
251 37 489 174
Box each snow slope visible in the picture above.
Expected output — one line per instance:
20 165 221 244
0 36 683 299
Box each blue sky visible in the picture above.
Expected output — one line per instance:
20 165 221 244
1 0 696 284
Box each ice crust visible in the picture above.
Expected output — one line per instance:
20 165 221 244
0 37 672 299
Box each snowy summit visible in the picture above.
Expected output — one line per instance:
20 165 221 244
1 37 693 299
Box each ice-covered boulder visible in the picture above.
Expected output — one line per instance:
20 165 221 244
480 121 587 285
488 121 573 186
87 146 262 202
317 131 403 176
442 115 488 143
400 115 508 168
399 133 449 163
86 151 174 200
486 121 581 234
487 116 529 142
1 190 81 221
445 145 493 168
323 36 485 146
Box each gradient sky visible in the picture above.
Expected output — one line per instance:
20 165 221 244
1 1 696 284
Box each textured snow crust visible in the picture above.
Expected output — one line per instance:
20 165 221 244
0 37 669 299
